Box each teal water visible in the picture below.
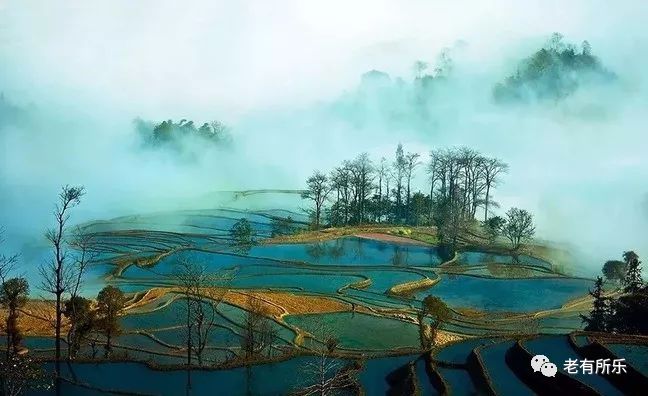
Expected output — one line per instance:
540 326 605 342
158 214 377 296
248 237 443 266
285 312 420 350
604 343 648 376
359 354 419 395
459 251 552 269
27 354 420 395
437 367 479 395
423 275 591 312
435 337 499 365
414 356 438 395
478 341 533 395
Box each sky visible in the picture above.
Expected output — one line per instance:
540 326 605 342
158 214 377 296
1 0 647 272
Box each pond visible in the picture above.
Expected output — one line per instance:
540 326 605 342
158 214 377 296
603 343 648 377
122 301 295 347
248 237 444 266
435 337 499 365
284 312 420 350
437 367 478 395
420 275 591 312
83 209 285 236
477 340 533 395
458 251 552 269
27 354 423 395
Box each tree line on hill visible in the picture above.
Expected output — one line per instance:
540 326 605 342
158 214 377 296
582 251 646 335
134 118 232 152
493 33 615 103
301 144 535 253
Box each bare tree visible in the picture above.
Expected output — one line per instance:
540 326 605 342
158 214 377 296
393 144 407 222
0 229 18 282
375 157 388 222
294 320 359 396
481 158 509 221
405 152 421 220
39 185 85 387
302 171 331 229
349 153 374 224
502 208 535 250
65 228 97 359
175 260 230 366
240 296 278 360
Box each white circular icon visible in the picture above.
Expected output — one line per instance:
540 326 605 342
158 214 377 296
531 355 550 372
541 362 558 377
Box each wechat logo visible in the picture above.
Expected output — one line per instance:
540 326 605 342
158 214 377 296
531 355 557 377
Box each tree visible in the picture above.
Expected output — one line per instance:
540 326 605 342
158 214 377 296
375 157 388 222
229 218 255 249
294 320 360 396
404 152 421 222
65 228 97 360
392 144 407 223
270 216 296 237
349 154 374 224
410 192 429 226
580 277 609 332
39 185 84 385
621 251 643 293
240 296 277 360
174 260 229 366
608 285 648 335
431 194 464 253
0 229 18 283
481 158 508 221
0 278 29 358
95 286 126 357
412 60 428 79
62 296 95 359
417 296 451 350
302 171 331 229
602 260 627 284
502 207 535 250
483 216 506 244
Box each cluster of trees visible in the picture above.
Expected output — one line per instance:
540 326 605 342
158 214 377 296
494 33 615 103
134 118 232 151
582 251 646 335
302 145 535 251
333 48 455 130
0 187 128 396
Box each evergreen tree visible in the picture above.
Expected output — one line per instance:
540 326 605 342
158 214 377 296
622 251 643 293
580 276 609 332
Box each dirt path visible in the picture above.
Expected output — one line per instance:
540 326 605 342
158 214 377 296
354 232 432 246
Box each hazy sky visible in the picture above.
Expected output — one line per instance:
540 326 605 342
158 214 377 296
1 0 647 270
1 0 645 116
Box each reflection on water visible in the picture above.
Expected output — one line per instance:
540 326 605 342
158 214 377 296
248 237 443 266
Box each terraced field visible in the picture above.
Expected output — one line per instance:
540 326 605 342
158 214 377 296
19 205 642 395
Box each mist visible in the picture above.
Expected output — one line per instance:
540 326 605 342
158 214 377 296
1 0 647 274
